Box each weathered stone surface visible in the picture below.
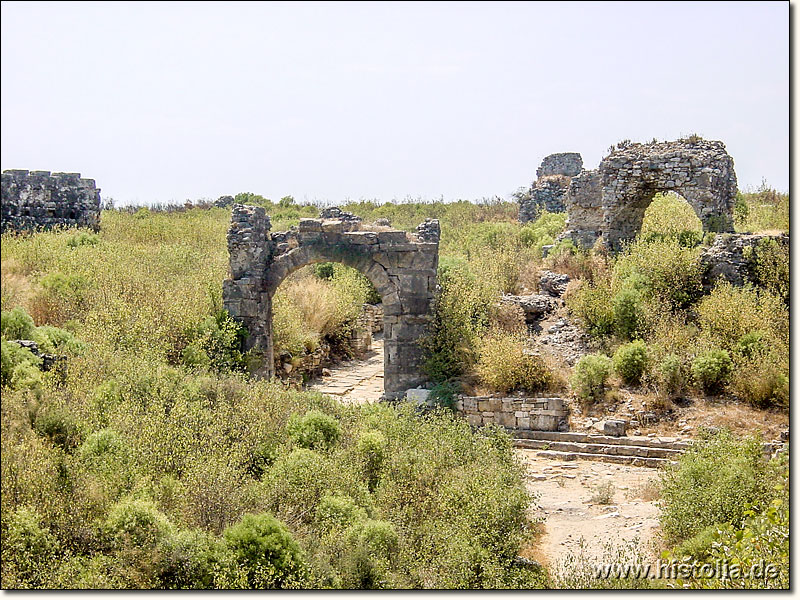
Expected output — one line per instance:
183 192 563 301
456 396 568 431
1 170 102 233
539 270 570 297
519 153 582 222
604 420 627 437
559 139 737 250
699 232 788 291
501 294 555 323
223 205 439 399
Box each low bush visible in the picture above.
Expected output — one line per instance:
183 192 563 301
1 507 60 588
612 238 702 310
691 349 732 395
355 430 386 491
729 359 788 409
156 528 225 589
476 330 552 393
286 410 342 451
34 404 82 451
1 306 36 340
1 339 42 389
612 286 644 340
658 429 773 543
222 512 308 589
566 280 615 337
655 353 685 396
104 498 175 549
315 494 368 533
569 354 612 403
612 340 648 385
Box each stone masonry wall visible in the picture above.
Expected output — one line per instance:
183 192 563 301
519 153 583 222
560 139 737 250
455 396 568 431
1 169 101 233
700 232 789 292
223 205 439 399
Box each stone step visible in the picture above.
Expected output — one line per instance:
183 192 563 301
513 438 683 459
529 449 675 469
511 429 691 451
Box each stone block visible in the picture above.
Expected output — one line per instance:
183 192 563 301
299 218 322 232
406 388 432 406
604 420 627 437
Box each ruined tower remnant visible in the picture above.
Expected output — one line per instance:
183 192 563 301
1 170 102 233
518 152 583 222
223 205 439 399
560 139 737 250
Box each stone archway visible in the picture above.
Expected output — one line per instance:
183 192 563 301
560 139 737 250
222 205 440 399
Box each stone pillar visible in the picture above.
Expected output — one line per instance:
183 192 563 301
222 204 274 377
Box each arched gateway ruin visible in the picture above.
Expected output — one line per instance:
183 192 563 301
558 139 737 250
222 205 439 399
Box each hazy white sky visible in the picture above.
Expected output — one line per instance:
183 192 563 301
1 1 789 205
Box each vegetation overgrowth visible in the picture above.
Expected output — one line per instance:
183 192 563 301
0 183 789 589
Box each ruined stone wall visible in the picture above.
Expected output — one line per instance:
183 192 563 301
700 232 789 291
519 153 583 222
560 139 737 250
1 170 101 233
536 152 583 179
223 205 439 399
455 396 568 431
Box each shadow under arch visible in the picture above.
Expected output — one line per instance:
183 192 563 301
223 205 440 400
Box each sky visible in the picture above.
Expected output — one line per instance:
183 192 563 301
0 1 789 206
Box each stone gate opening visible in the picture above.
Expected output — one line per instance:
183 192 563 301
560 139 737 250
222 205 439 400
639 191 703 243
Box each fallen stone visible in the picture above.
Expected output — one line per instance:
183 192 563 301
604 420 627 437
539 270 570 297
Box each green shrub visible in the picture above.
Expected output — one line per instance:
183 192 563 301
355 430 386 491
315 494 368 533
567 280 615 337
670 525 719 561
658 429 773 542
182 310 246 373
735 331 766 360
729 360 788 409
569 354 612 403
749 237 789 303
346 519 398 559
612 287 643 340
612 238 702 310
79 428 128 461
1 507 60 588
476 330 552 393
157 528 226 589
612 340 648 385
640 192 703 246
66 232 100 248
338 520 400 589
656 354 685 396
34 405 82 451
1 339 42 389
104 498 175 548
286 410 342 451
32 324 86 354
1 306 36 339
222 513 307 589
691 349 732 394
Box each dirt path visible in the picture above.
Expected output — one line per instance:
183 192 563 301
308 334 384 404
517 450 662 567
